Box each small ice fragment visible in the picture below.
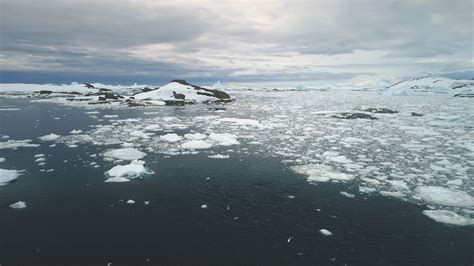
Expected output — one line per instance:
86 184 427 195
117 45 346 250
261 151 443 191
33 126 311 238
201 204 208 209
0 157 5 163
10 201 27 209
287 195 295 199
340 191 355 198
104 177 130 183
126 199 135 204
38 133 60 141
144 201 150 205
319 229 333 236
287 237 293 243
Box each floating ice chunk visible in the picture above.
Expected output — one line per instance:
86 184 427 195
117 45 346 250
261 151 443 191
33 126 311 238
9 201 27 209
423 210 474 226
38 133 60 141
0 169 21 185
144 124 160 131
159 133 183 143
208 154 230 159
340 191 355 198
380 191 405 198
105 177 130 183
107 162 148 179
218 118 264 128
386 180 409 191
184 133 207 140
319 229 333 236
0 139 40 149
446 179 463 186
130 130 152 139
70 129 83 134
34 154 45 158
0 157 5 163
126 199 135 204
201 204 208 209
85 111 100 114
291 164 354 182
35 157 46 163
416 186 474 207
103 148 146 161
103 115 119 118
68 144 78 148
181 140 213 150
208 133 240 146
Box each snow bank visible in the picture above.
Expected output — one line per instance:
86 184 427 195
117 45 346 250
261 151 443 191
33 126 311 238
416 186 474 207
423 210 474 226
103 148 146 161
0 169 21 185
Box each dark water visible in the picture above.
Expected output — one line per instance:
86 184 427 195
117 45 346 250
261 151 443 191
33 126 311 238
0 99 473 266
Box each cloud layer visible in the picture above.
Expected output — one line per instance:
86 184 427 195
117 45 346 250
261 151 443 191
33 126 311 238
1 0 472 84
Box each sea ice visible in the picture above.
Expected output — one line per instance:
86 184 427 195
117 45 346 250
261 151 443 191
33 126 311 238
291 164 354 182
0 169 21 186
319 229 333 236
416 186 474 207
0 139 40 149
181 140 213 150
208 133 240 146
159 133 183 143
422 210 474 226
103 148 146 161
38 133 60 141
107 162 148 179
9 201 27 209
208 154 230 159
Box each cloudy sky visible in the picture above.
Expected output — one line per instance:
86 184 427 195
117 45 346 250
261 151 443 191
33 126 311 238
1 0 472 85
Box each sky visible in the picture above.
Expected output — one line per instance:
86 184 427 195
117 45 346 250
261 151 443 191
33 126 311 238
0 0 473 85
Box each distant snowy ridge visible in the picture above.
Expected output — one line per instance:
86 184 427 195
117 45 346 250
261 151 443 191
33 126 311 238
383 76 474 97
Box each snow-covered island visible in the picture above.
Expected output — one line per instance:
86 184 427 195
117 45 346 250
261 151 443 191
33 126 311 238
0 79 232 107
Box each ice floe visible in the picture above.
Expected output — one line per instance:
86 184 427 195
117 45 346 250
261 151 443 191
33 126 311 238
103 148 146 161
291 164 354 182
38 133 60 141
415 186 474 207
9 201 27 209
0 169 21 186
423 210 474 226
319 229 333 236
0 139 39 149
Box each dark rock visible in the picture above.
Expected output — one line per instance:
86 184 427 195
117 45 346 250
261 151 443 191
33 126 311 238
454 94 474 98
99 88 113 93
38 90 53 95
170 79 231 102
83 83 95 89
103 92 118 100
172 91 186 100
411 112 423 117
333 112 378 120
98 96 106 101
